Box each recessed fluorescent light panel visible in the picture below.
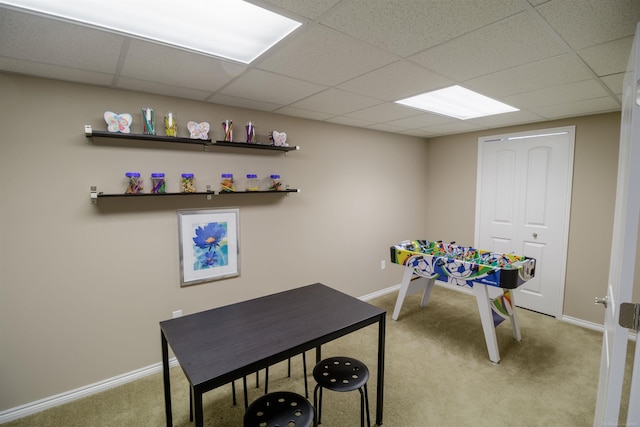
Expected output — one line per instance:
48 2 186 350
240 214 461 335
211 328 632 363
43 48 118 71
0 0 301 64
396 85 519 120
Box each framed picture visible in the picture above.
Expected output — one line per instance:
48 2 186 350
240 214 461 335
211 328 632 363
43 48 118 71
178 208 239 286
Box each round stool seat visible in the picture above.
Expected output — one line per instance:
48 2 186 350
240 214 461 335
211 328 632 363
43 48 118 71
244 391 315 427
313 356 369 392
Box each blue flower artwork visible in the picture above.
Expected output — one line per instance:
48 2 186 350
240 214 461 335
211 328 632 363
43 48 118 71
191 221 228 270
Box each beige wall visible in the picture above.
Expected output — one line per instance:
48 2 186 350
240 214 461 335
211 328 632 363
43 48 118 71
0 72 637 413
425 112 640 324
0 74 429 410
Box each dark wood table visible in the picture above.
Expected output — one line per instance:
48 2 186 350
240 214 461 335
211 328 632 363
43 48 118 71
160 283 386 426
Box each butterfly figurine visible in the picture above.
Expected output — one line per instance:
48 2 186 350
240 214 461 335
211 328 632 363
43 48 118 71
187 121 210 140
269 130 287 146
104 111 132 133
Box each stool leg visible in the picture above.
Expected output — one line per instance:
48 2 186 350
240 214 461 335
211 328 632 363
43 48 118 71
255 370 259 388
358 388 365 427
364 384 371 427
264 366 269 394
243 376 249 410
189 386 193 422
313 384 322 425
231 380 237 406
303 351 308 398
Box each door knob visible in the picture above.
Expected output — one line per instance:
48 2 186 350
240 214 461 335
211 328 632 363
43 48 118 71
595 296 608 308
532 233 538 238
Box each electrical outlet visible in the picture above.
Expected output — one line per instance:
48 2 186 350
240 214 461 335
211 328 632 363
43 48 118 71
380 260 386 270
172 310 183 318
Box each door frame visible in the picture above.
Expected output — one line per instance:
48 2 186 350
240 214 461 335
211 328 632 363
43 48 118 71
474 126 575 318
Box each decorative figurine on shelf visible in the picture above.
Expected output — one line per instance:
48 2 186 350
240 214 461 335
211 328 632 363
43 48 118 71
222 120 233 141
187 121 210 140
104 111 132 133
269 130 288 146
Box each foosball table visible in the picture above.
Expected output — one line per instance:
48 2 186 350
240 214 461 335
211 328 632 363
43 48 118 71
390 240 536 363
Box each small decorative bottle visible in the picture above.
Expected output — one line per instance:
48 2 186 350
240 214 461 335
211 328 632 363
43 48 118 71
222 120 233 142
125 172 143 194
246 174 259 191
220 173 235 192
165 112 178 137
269 174 283 191
150 173 166 193
180 173 195 193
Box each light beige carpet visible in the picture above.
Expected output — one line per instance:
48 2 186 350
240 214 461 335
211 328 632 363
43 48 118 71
4 287 635 426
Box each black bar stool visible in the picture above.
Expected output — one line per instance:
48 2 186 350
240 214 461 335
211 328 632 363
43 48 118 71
244 391 315 427
313 356 371 427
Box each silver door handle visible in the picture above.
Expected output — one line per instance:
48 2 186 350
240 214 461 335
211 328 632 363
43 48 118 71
532 233 538 238
595 296 608 308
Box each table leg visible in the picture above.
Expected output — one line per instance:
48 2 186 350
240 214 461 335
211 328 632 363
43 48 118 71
161 332 173 427
194 388 204 427
376 313 386 425
472 285 501 363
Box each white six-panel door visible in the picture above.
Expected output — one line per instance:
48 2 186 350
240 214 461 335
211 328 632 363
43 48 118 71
475 127 575 317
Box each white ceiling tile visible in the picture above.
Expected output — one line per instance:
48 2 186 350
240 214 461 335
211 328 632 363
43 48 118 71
220 69 325 105
116 77 213 101
320 0 525 57
531 96 621 119
465 54 593 97
257 24 398 86
344 102 424 122
385 112 456 129
578 36 634 77
502 79 611 109
422 121 484 135
206 94 282 112
257 0 341 19
410 12 566 81
534 0 640 49
120 41 245 92
326 116 374 127
601 73 625 95
0 57 114 86
290 88 382 115
466 110 546 128
366 123 406 133
0 9 123 72
273 106 334 121
338 60 454 101
401 128 442 138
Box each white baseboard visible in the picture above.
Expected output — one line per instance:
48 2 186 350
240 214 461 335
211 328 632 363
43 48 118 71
561 315 604 332
359 284 400 301
0 359 180 424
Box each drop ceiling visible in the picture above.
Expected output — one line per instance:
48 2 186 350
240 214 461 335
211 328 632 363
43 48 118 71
1 0 638 137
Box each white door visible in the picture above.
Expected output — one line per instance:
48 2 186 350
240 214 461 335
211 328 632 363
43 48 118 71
593 22 640 427
475 127 574 317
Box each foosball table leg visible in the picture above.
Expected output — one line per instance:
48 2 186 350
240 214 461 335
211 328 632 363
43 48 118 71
506 290 522 341
392 267 415 320
472 284 501 363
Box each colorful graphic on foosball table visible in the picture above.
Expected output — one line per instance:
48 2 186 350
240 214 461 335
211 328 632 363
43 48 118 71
390 240 536 289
